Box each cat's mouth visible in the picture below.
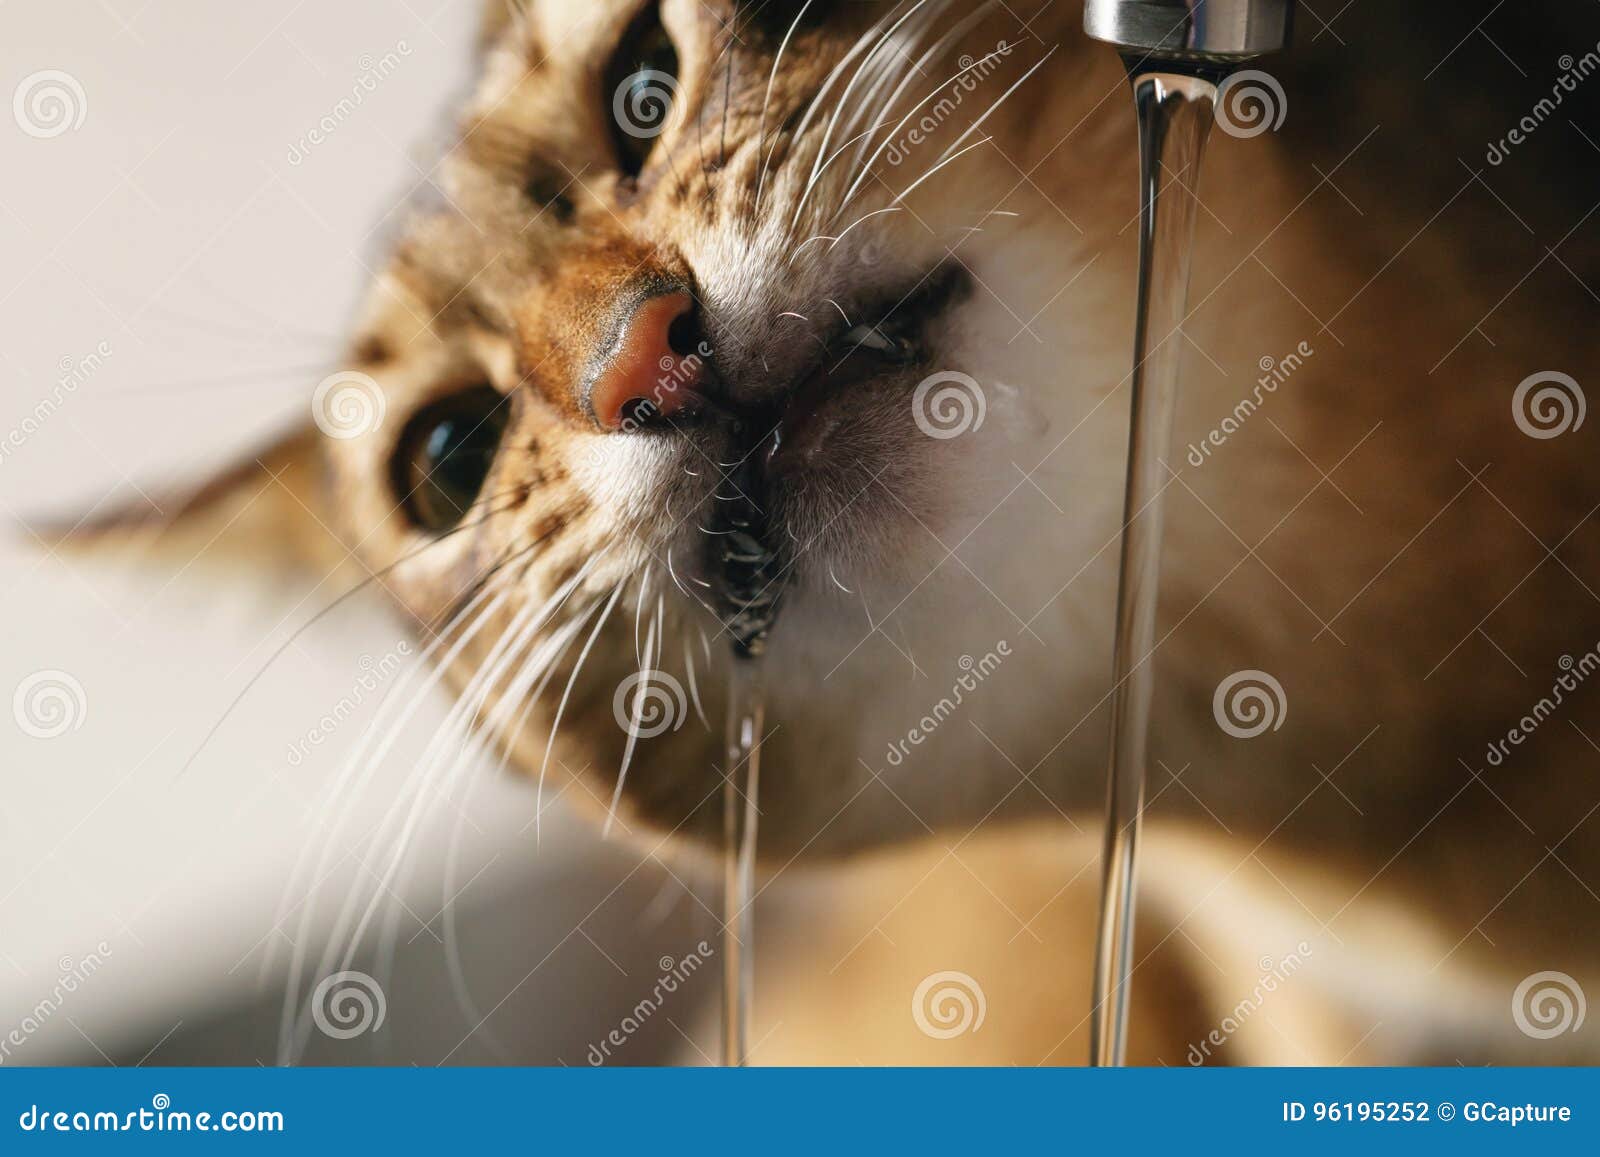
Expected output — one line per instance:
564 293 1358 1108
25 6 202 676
702 263 973 653
714 261 974 474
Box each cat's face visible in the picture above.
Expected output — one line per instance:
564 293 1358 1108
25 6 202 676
290 1 1117 848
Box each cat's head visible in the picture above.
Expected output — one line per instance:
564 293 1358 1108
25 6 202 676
335 1 1022 643
83 2 1121 854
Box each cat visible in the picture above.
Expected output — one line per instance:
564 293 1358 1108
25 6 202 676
65 0 1600 1063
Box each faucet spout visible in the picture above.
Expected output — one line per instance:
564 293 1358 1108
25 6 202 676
1084 0 1293 67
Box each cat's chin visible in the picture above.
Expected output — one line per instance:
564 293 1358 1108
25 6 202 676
643 377 974 645
727 399 989 624
682 270 988 613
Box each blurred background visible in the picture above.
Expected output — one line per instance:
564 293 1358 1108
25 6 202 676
1 0 729 1066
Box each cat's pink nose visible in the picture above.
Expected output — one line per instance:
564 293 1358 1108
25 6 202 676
589 291 704 430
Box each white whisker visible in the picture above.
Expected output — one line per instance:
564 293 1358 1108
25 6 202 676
275 583 509 1062
788 235 837 263
932 46 1058 166
684 634 709 728
348 558 601 966
835 0 948 146
603 610 660 836
666 546 691 598
283 546 592 1061
807 0 933 197
329 592 578 1017
892 134 992 206
753 0 820 212
834 42 1018 219
842 0 994 185
786 0 939 239
536 582 625 842
633 567 653 666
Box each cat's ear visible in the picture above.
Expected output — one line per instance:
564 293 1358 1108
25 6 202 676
36 425 349 576
478 0 526 52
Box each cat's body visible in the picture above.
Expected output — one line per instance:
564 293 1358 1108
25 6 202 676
83 1 1600 1062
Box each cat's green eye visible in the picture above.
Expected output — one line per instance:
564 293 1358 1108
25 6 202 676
394 385 509 534
606 6 679 177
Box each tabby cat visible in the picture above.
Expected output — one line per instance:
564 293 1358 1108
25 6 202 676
78 1 1600 1063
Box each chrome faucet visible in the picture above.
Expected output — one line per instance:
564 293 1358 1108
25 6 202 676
1084 0 1292 65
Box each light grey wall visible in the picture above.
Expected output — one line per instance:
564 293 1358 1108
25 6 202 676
0 0 713 1067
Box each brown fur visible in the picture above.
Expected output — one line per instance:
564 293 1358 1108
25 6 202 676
69 1 1600 1062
